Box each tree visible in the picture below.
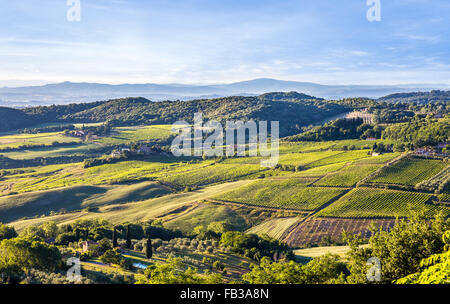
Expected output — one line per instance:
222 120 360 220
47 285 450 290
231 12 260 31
100 249 122 265
136 257 223 284
395 230 450 284
0 238 62 283
344 212 449 283
145 236 153 259
0 223 17 240
84 228 89 241
242 255 347 284
112 227 118 248
125 225 131 249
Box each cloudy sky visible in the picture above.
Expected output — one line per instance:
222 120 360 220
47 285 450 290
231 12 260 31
1 0 449 86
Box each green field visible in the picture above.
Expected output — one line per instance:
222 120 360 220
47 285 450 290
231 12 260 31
315 164 381 187
246 217 300 239
95 125 173 145
0 132 82 150
317 187 450 218
368 157 446 186
164 204 248 234
214 179 346 211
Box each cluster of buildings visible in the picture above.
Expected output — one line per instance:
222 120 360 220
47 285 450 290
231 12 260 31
110 145 168 158
415 142 449 157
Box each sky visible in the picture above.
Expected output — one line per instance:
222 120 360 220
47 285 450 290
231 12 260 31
0 0 449 86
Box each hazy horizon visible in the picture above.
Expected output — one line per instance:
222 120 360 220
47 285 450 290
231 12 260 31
1 1 450 86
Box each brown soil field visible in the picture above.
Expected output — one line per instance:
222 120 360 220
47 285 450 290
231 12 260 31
283 217 396 247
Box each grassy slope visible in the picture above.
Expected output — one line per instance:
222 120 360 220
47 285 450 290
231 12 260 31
164 204 248 233
246 217 300 239
9 180 253 231
0 181 171 223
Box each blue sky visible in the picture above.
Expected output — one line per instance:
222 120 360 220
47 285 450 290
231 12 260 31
0 0 449 86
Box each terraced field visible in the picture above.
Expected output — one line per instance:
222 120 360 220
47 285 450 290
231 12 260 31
214 179 346 211
316 187 449 218
157 163 267 187
315 164 381 187
368 157 446 186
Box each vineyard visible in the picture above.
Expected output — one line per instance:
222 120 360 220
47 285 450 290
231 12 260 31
315 164 381 187
367 157 446 186
214 179 346 211
416 165 450 193
316 188 450 218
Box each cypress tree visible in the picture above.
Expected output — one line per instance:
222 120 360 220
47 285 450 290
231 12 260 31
145 236 153 259
112 227 118 248
125 225 131 249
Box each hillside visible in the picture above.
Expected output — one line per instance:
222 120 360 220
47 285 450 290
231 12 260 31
378 90 450 103
16 93 349 137
0 107 37 132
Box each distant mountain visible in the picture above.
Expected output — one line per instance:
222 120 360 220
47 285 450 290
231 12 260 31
0 78 447 107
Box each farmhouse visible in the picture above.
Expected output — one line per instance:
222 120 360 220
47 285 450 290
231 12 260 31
111 151 122 158
137 145 156 155
415 147 435 156
81 241 98 253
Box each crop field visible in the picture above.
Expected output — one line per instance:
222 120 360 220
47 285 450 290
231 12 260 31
0 132 82 150
277 150 342 167
283 217 396 247
214 179 346 211
316 187 449 218
308 150 373 167
314 164 381 187
246 217 300 239
95 125 173 145
164 204 248 233
294 245 360 259
1 143 99 160
416 166 450 193
439 191 450 203
368 157 446 186
157 163 266 187
352 152 401 165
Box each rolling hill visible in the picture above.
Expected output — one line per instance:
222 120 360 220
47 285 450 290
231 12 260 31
3 93 350 136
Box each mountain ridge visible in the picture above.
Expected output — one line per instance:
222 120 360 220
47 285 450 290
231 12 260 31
1 78 448 107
